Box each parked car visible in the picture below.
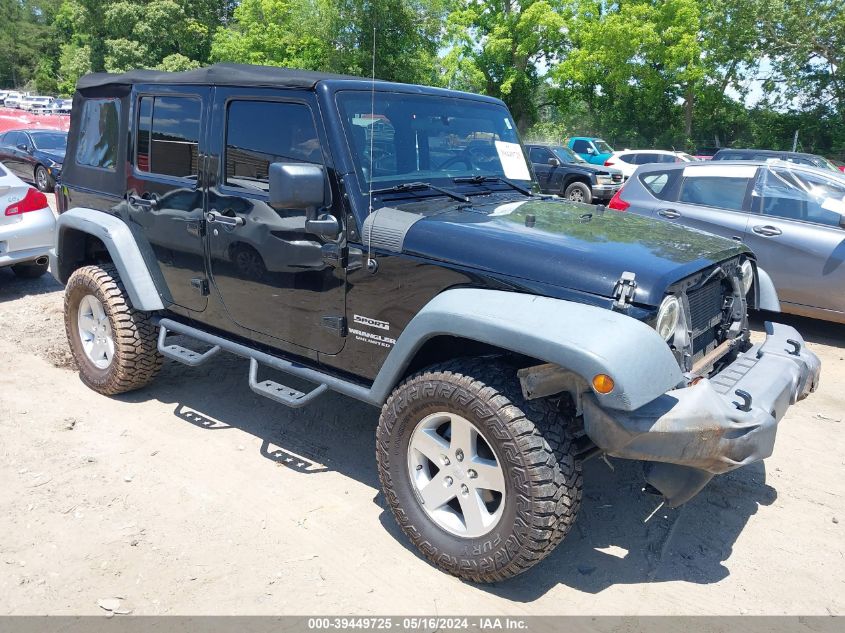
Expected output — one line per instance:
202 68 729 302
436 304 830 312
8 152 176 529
0 90 9 104
51 63 819 583
3 92 25 108
605 149 697 178
610 159 845 323
525 143 623 203
0 129 67 192
46 99 73 115
0 161 55 279
712 148 840 172
567 136 615 165
19 96 54 112
829 159 844 173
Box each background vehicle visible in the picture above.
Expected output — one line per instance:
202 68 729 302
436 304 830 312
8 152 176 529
46 99 72 115
0 161 54 278
712 148 840 172
526 142 622 203
0 129 67 192
567 136 615 164
605 149 696 178
20 96 54 112
3 92 25 108
613 160 845 323
52 64 819 584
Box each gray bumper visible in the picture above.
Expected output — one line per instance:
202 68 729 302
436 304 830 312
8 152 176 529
582 322 820 506
591 183 621 200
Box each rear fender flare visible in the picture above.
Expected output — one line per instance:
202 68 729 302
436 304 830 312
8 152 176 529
755 266 780 312
51 207 165 311
369 289 683 411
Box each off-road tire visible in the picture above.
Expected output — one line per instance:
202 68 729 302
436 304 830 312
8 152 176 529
563 181 592 204
64 264 163 395
376 358 582 582
11 260 49 279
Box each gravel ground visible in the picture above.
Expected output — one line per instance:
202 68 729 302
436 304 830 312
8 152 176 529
0 263 843 615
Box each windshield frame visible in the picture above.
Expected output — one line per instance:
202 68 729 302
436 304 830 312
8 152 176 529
335 89 535 197
551 146 585 164
594 139 614 155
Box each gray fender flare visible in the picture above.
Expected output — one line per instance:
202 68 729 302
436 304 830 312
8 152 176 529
50 207 165 311
755 266 780 312
369 289 683 411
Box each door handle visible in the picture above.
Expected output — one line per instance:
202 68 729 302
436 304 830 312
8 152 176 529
127 194 158 209
752 224 782 237
206 210 245 227
658 209 681 219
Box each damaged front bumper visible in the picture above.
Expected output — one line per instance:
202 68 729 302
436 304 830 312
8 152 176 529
582 322 821 506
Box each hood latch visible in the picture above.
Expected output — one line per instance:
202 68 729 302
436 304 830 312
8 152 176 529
613 271 637 309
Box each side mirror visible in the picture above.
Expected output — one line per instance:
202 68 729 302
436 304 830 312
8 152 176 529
548 157 561 167
16 143 27 151
268 162 339 238
586 147 596 155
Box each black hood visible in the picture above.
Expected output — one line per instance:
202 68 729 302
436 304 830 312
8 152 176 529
397 196 747 306
34 148 65 166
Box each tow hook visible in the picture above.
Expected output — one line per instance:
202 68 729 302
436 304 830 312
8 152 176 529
734 389 753 412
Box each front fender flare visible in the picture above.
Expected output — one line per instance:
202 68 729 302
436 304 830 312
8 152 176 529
755 266 780 312
50 207 165 311
369 289 683 411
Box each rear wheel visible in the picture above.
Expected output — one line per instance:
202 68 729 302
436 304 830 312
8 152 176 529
11 260 48 279
64 264 163 395
376 358 582 582
563 181 592 204
34 165 53 193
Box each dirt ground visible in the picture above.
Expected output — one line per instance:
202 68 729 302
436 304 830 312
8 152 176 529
1 262 843 615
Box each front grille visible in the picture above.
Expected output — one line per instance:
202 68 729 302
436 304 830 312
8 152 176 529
686 279 725 359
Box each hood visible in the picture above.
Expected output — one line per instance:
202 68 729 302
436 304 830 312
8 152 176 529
35 149 65 165
564 162 621 177
394 196 747 306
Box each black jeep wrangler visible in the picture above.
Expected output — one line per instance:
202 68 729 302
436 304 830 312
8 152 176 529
51 64 820 583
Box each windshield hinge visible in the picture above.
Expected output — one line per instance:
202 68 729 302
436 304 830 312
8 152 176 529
321 316 347 337
612 271 637 309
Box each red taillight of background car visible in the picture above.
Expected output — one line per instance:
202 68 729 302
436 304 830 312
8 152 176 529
607 188 630 211
839 166 845 173
5 188 49 216
604 160 615 166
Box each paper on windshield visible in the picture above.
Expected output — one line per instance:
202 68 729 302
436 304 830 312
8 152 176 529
495 141 531 181
821 197 845 214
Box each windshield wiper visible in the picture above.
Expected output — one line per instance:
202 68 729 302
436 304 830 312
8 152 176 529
371 181 469 203
452 175 532 196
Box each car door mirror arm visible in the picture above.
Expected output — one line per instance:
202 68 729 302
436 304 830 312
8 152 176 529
305 212 341 238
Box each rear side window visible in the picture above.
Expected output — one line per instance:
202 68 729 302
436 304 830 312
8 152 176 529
680 176 751 211
224 100 323 193
571 139 590 153
76 99 120 170
639 169 680 200
136 96 201 178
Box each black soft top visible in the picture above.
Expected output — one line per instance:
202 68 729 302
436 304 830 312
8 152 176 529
77 63 361 90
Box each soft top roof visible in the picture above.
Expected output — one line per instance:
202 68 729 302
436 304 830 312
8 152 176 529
76 63 363 91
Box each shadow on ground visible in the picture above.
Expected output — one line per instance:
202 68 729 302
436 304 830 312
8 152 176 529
119 348 777 599
752 310 845 347
0 267 62 300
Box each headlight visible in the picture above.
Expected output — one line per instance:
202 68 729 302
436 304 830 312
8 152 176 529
596 174 613 185
656 295 680 340
740 260 753 295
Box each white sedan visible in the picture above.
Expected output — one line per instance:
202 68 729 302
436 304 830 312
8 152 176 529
603 149 697 178
0 161 55 278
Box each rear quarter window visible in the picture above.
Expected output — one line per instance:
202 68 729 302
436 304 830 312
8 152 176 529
75 99 120 171
639 169 681 200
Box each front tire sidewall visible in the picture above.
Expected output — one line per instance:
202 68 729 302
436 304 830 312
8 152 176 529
380 385 532 579
35 165 53 192
65 275 117 390
564 181 592 204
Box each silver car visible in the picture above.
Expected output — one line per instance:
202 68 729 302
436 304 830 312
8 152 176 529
0 161 55 278
611 159 845 323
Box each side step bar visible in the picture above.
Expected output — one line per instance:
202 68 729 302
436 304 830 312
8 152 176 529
155 318 375 407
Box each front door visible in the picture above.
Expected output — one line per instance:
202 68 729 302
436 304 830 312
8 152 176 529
126 87 210 312
205 89 346 355
528 146 555 191
743 165 845 314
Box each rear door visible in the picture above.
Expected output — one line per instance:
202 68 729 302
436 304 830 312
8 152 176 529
205 88 346 354
1 132 26 177
126 87 210 312
743 165 845 313
658 163 756 241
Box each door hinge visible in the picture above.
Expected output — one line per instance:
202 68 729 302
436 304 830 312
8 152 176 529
321 315 347 337
321 243 348 268
191 278 210 296
612 271 637 309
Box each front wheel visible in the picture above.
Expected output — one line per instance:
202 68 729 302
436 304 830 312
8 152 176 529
376 359 582 582
64 264 163 395
34 165 54 193
563 181 592 204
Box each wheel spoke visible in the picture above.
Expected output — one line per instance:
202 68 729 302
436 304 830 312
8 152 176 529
412 428 450 464
419 472 458 510
89 339 106 360
78 314 97 334
458 489 488 533
448 416 475 457
471 457 506 492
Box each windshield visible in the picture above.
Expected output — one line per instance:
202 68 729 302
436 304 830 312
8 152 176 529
552 146 585 164
336 91 531 189
753 164 845 226
31 132 67 151
594 140 614 154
